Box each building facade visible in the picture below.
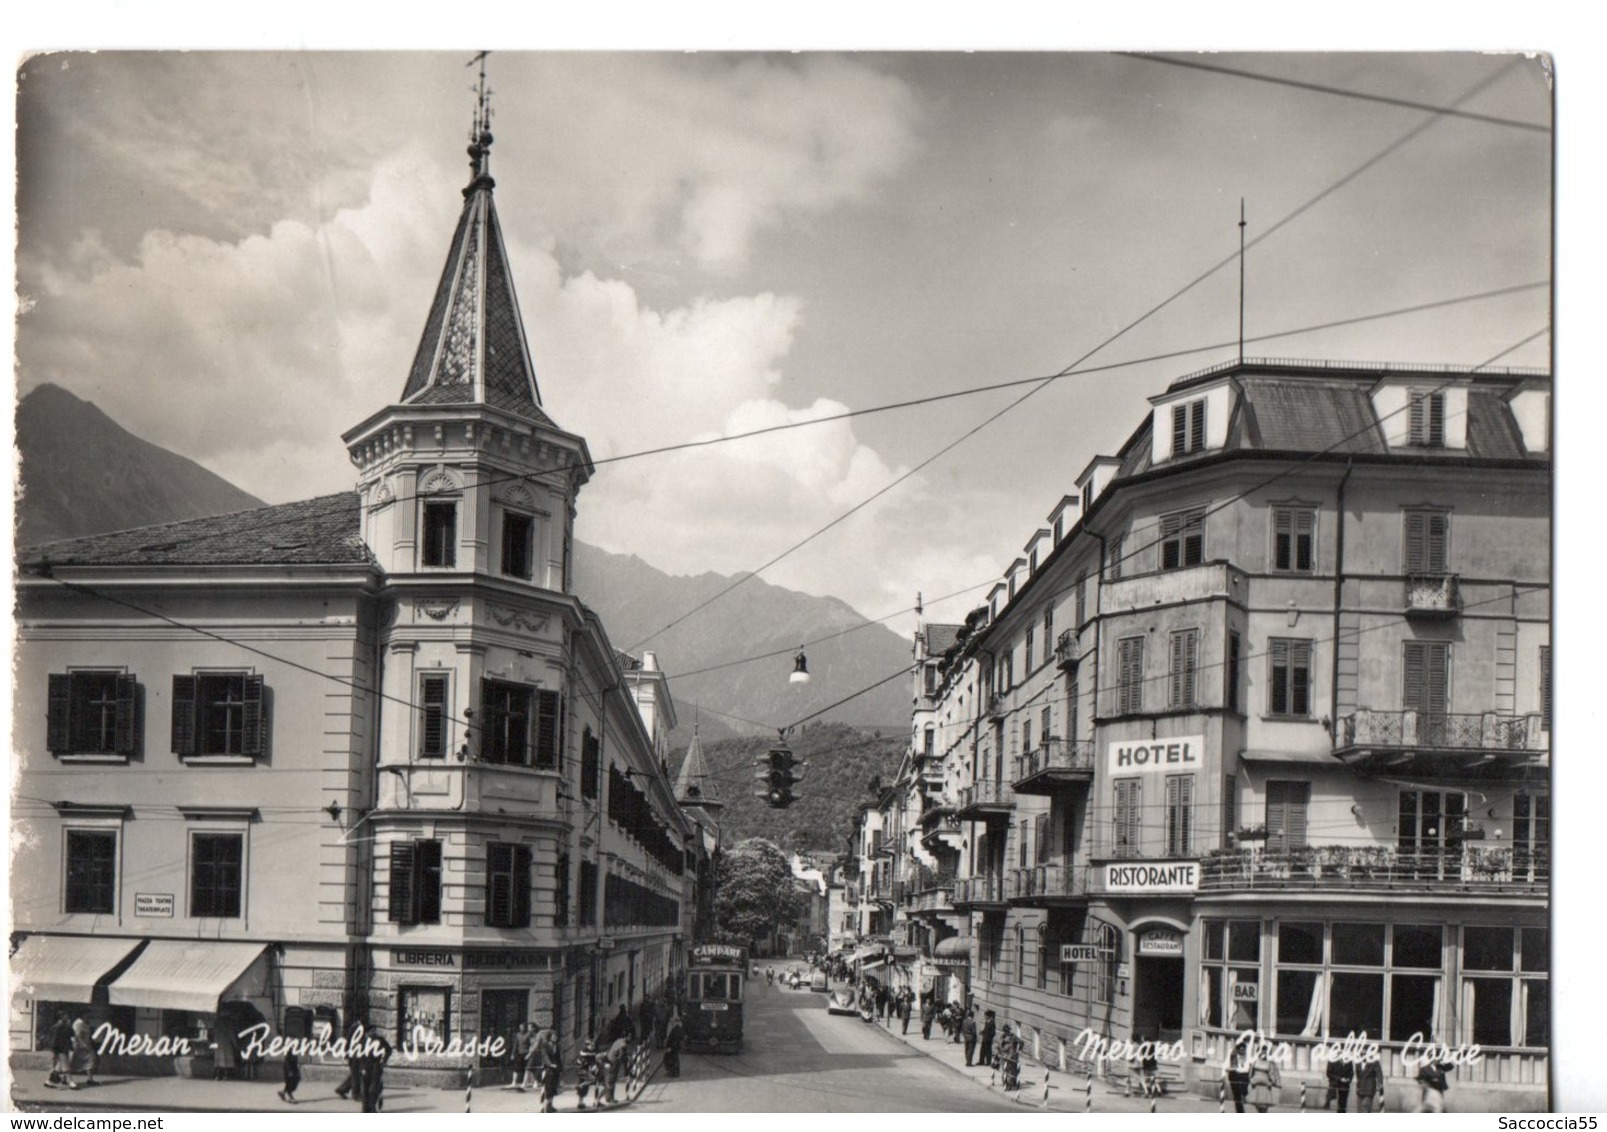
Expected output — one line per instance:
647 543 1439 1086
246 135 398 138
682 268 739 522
12 114 698 1078
870 359 1550 1109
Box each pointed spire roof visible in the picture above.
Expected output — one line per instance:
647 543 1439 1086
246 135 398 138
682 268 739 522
674 728 723 812
399 73 551 425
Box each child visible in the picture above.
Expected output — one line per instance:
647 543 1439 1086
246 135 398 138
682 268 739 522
278 1050 301 1104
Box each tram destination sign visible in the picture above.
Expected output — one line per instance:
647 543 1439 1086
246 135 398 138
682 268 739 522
1107 735 1204 774
1101 860 1200 895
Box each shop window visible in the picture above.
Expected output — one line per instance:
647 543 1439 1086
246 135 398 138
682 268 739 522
1270 922 1448 1044
1201 919 1261 1031
190 832 243 918
1278 921 1322 966
172 673 265 758
1329 972 1384 1037
399 987 450 1046
1331 922 1385 967
1392 924 1443 969
47 671 139 757
64 829 117 914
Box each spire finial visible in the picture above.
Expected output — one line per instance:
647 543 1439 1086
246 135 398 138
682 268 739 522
1237 198 1247 364
465 51 495 192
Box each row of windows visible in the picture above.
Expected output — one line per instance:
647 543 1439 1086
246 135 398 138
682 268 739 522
420 500 536 579
64 829 245 918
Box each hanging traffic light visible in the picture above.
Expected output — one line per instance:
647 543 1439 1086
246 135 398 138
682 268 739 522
752 736 804 808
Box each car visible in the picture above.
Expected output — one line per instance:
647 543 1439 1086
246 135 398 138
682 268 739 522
810 971 828 992
827 989 858 1016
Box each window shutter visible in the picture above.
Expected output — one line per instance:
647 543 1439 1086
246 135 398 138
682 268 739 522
1115 779 1141 854
1226 631 1241 713
1190 399 1206 452
1274 509 1292 569
1171 630 1197 708
1170 632 1185 706
1075 573 1087 626
1166 775 1193 856
1296 510 1314 571
1270 639 1290 714
241 674 265 756
1427 394 1444 445
418 840 442 923
1426 513 1448 574
1405 642 1449 716
1540 645 1551 732
514 844 532 927
1108 535 1124 581
534 690 559 769
115 674 139 755
171 675 198 755
1068 678 1080 744
389 841 417 924
1409 393 1426 442
1291 641 1311 716
1286 782 1310 848
488 843 512 927
420 675 447 757
1172 403 1187 454
1034 814 1049 864
47 673 72 753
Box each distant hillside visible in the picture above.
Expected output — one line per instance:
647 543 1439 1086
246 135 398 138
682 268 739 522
572 543 912 748
15 384 915 747
689 722 904 853
16 384 267 546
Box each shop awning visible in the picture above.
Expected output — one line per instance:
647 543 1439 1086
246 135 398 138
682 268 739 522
108 940 270 1013
931 936 972 966
10 935 146 1003
860 958 889 973
893 947 919 962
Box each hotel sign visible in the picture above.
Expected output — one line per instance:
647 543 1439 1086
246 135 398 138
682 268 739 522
1107 736 1204 774
1060 944 1102 963
1102 861 1199 895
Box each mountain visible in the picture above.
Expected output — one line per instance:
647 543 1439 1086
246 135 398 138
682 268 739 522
14 383 915 751
691 722 904 854
15 384 266 545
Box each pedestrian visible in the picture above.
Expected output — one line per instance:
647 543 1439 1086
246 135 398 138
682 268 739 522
980 1010 997 1069
358 1026 392 1113
45 1013 76 1090
961 1008 979 1066
334 1016 365 1101
900 993 912 1035
999 1024 1022 1090
1356 1051 1384 1113
603 1035 630 1105
920 997 936 1041
71 1017 99 1087
213 1021 238 1080
576 1034 600 1110
1247 1047 1281 1113
512 1023 533 1089
1222 1038 1251 1113
605 1002 635 1045
278 1050 301 1104
1326 1053 1355 1112
534 1024 561 1113
1415 1054 1450 1113
664 1011 684 1079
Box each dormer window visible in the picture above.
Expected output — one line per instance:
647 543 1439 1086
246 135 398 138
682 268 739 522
1172 399 1207 456
422 500 458 568
1409 390 1446 447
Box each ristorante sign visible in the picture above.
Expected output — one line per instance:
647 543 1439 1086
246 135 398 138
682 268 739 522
1101 860 1200 895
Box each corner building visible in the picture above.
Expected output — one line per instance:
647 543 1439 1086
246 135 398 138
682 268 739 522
924 360 1549 1110
11 120 696 1080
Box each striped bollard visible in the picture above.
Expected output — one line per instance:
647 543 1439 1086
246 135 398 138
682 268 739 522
1124 1072 1133 1098
1219 1081 1226 1114
988 1061 998 1088
1300 1081 1308 1112
1150 1094 1157 1114
1041 1070 1052 1109
465 1071 473 1114
1086 1075 1094 1113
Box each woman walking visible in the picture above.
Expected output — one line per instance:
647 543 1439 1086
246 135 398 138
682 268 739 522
664 1012 684 1079
1247 1048 1282 1113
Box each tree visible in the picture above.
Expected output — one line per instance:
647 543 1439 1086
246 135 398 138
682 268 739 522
713 837 803 951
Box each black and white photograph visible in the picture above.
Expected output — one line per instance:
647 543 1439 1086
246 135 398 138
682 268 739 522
5 12 1585 1117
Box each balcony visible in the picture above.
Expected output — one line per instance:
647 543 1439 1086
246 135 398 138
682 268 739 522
380 761 571 820
1334 709 1548 778
919 759 946 789
1055 627 1079 669
952 874 1008 910
956 779 1015 822
1404 573 1462 618
1011 738 1095 795
1009 862 1088 905
911 886 956 915
1101 560 1244 611
987 692 1008 721
1198 844 1548 897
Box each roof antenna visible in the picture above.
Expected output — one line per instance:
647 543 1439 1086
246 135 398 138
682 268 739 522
1238 197 1247 365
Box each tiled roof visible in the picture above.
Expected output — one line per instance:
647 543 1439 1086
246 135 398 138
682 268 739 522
923 623 962 656
399 181 552 427
1237 377 1387 455
21 492 376 569
1465 390 1530 460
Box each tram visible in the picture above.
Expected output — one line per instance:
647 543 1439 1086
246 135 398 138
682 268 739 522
683 942 747 1052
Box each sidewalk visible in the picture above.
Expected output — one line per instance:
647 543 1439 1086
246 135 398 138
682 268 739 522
864 1008 1230 1115
11 1052 663 1115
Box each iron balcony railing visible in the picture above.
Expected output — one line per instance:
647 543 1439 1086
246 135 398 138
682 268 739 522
953 874 1007 906
987 692 1008 721
957 779 1015 815
1009 862 1087 901
1199 844 1548 894
1055 627 1079 668
1010 738 1096 786
1404 573 1462 617
1335 709 1546 753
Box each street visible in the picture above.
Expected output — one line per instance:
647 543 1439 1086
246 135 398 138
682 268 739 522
636 976 1019 1113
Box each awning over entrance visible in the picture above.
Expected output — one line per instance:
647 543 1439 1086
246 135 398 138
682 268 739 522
931 936 972 966
10 935 146 1002
108 940 270 1013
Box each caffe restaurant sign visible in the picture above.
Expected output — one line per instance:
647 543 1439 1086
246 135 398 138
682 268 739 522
1137 928 1185 956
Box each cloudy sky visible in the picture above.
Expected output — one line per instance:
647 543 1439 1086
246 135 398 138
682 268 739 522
14 46 1553 633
